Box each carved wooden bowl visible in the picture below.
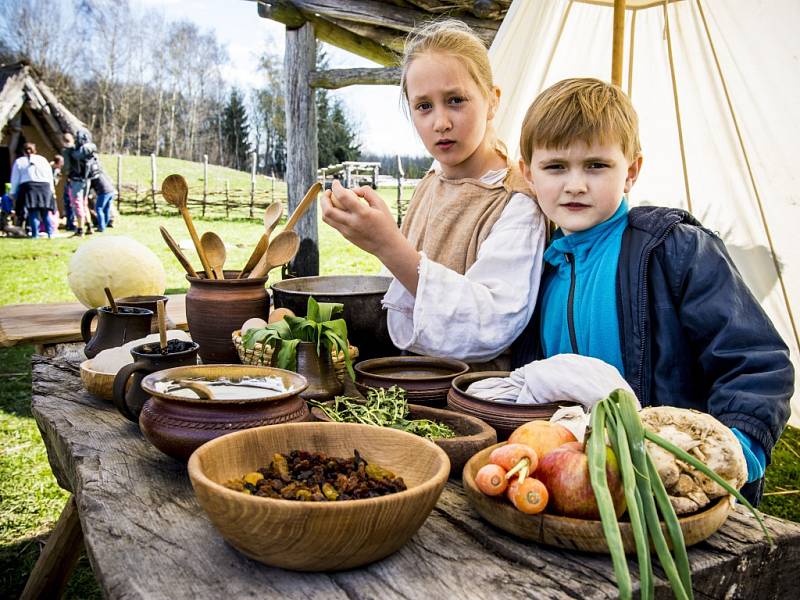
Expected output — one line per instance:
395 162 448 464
80 359 116 402
463 442 734 553
355 356 470 407
187 422 450 571
448 371 579 440
311 402 497 477
138 364 310 461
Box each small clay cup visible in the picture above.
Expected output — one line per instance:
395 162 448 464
81 305 154 359
272 340 343 402
113 340 200 422
117 295 175 333
185 271 269 364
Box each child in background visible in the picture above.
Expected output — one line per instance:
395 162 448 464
511 78 793 504
1 182 14 232
321 20 546 368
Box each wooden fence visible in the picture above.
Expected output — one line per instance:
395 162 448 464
113 153 287 220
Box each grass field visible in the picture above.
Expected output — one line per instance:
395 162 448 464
0 177 798 597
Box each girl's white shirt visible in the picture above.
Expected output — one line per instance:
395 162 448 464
10 154 55 196
381 168 545 362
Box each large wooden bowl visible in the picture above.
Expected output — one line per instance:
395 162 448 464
311 402 497 477
448 371 579 440
463 442 734 553
80 359 116 402
188 422 450 571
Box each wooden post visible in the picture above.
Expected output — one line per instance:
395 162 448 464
611 0 626 86
250 151 257 219
116 154 122 209
271 171 275 200
225 180 230 219
135 181 140 211
202 154 208 217
284 21 319 276
150 153 157 211
396 154 404 227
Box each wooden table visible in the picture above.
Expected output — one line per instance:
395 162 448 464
0 294 188 348
26 348 800 599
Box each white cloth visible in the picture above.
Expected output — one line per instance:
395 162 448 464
382 171 545 362
10 154 55 196
465 354 638 411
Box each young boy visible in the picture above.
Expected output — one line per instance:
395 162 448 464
1 182 14 233
512 78 793 505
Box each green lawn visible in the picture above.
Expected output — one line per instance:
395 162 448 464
0 181 798 597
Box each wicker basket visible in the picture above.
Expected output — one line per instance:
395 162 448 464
232 330 358 383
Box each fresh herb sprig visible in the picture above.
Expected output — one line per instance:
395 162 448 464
309 386 456 440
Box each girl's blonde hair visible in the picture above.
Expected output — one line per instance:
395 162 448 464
400 19 505 155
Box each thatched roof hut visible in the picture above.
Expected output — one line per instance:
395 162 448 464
0 61 86 187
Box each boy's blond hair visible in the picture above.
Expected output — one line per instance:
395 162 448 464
519 78 641 164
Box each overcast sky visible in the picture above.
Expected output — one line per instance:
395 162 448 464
138 0 427 157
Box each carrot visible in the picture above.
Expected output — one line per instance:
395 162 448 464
489 443 538 482
475 463 509 496
507 477 549 514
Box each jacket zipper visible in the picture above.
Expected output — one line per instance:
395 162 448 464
636 222 681 404
565 252 579 354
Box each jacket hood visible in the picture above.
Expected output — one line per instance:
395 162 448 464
76 128 92 146
628 205 702 239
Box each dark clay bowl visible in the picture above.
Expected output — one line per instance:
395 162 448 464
270 275 395 360
311 402 496 477
447 371 579 441
138 364 310 460
354 356 470 408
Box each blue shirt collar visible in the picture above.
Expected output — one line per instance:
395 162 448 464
546 197 629 266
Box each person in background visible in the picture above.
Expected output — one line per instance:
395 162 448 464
90 168 115 232
9 142 56 238
51 153 74 231
1 182 14 233
62 129 98 237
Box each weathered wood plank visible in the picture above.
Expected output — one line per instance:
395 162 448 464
310 67 402 89
30 350 800 599
284 22 320 277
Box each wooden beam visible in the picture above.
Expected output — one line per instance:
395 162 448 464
258 1 401 66
284 22 320 276
21 105 57 158
325 18 407 53
611 0 626 86
310 67 401 89
284 0 499 42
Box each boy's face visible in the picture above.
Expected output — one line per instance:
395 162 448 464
520 140 642 235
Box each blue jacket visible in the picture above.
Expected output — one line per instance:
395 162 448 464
512 206 794 504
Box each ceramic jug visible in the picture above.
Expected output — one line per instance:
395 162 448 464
112 340 199 422
273 341 343 402
117 295 175 334
80 306 153 359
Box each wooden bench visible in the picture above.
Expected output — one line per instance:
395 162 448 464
25 348 800 599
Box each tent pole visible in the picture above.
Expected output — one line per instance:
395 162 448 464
612 1 626 86
663 0 693 214
695 0 800 352
626 9 637 98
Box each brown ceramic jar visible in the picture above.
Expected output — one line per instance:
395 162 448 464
185 270 269 363
138 364 310 461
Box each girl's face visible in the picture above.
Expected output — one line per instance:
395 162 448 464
405 52 498 179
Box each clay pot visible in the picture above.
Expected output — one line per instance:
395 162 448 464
447 371 578 440
116 295 175 333
138 364 310 461
81 305 154 359
185 271 269 364
273 341 343 402
112 340 200 422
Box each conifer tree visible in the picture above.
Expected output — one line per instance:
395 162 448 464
222 88 252 171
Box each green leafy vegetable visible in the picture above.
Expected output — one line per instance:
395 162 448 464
309 386 456 440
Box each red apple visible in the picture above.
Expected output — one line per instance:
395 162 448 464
508 421 577 459
534 441 626 520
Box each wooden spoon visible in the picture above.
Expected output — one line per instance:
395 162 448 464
159 226 199 278
175 380 214 399
161 174 215 279
248 230 301 279
104 287 118 313
201 231 226 280
284 182 322 233
237 202 283 279
157 299 167 353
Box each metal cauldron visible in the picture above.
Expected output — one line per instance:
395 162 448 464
270 275 397 360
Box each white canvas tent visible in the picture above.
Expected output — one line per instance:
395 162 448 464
489 0 800 426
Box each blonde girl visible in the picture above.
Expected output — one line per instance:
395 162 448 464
321 20 545 367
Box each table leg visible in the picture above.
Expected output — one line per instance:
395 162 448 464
21 495 84 600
